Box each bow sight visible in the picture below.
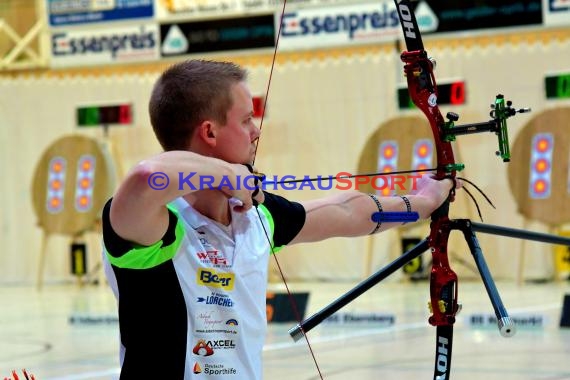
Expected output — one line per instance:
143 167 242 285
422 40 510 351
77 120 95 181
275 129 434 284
441 95 531 163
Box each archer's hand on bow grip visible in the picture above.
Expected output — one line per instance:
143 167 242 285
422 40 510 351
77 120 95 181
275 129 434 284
410 175 460 218
434 176 462 220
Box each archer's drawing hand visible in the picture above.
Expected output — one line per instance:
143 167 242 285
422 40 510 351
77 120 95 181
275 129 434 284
223 163 265 212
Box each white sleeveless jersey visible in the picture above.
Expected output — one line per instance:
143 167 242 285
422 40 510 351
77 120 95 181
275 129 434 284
103 194 304 379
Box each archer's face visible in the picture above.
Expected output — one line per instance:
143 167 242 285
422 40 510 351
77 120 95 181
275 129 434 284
215 81 260 164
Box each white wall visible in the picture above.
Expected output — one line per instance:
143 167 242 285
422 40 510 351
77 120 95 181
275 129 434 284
1 33 569 285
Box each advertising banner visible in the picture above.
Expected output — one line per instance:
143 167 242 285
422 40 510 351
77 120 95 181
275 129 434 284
160 14 275 56
276 0 543 52
276 1 407 51
421 0 543 33
50 23 160 67
48 0 154 27
155 0 356 20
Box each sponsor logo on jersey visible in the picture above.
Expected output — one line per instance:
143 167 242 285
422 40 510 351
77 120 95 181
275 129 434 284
204 363 237 375
192 339 214 356
192 338 236 356
197 268 235 290
194 309 239 335
196 250 229 267
197 292 235 307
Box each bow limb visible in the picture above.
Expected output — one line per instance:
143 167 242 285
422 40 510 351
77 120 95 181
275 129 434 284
395 1 459 379
396 4 460 180
252 1 325 378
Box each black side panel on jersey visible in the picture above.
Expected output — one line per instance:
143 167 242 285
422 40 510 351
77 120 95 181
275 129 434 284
115 262 188 379
262 191 306 247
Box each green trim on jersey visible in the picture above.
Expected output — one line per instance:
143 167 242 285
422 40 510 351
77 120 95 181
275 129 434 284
105 207 185 269
258 204 283 254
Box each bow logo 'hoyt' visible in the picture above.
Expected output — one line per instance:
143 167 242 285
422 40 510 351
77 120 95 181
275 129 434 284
396 2 417 39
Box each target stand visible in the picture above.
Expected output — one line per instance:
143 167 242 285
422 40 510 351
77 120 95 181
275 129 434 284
508 107 570 283
31 134 115 289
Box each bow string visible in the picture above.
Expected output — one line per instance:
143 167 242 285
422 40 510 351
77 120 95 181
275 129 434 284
251 1 325 379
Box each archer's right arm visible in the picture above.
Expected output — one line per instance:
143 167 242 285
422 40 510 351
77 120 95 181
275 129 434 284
108 151 251 246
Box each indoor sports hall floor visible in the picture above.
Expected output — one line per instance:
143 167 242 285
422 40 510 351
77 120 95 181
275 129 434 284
0 279 569 379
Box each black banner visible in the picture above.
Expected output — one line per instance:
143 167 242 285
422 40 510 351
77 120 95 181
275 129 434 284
415 1 542 33
160 14 275 56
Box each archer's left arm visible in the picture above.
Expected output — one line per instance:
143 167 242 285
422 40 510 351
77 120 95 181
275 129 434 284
289 177 455 244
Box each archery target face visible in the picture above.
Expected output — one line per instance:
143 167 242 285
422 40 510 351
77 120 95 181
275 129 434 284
508 107 570 226
377 141 399 196
412 139 434 173
357 116 434 196
32 134 114 235
528 133 553 199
